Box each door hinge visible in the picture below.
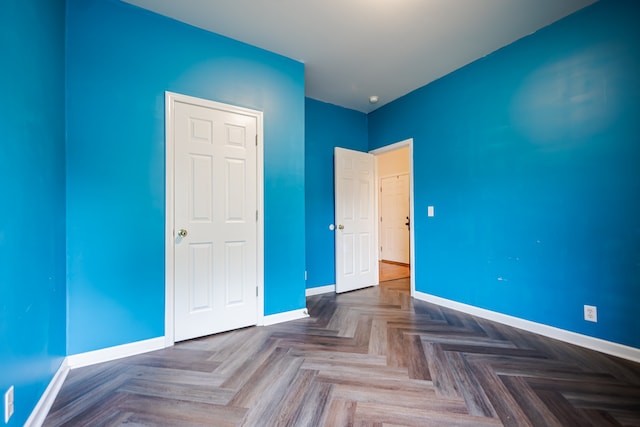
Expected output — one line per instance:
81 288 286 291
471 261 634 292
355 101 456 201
256 286 259 297
255 134 258 146
256 210 258 221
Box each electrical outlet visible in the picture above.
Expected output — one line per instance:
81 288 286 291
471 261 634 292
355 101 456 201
584 305 598 322
4 386 14 423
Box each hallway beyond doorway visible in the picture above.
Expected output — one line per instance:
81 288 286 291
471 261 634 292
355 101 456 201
379 261 410 282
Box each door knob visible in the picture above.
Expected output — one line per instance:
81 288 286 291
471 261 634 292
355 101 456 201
338 224 344 230
177 229 188 238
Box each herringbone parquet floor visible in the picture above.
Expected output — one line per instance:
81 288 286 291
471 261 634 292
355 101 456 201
44 279 640 426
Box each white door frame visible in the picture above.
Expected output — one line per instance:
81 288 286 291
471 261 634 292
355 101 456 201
164 91 264 347
370 138 415 297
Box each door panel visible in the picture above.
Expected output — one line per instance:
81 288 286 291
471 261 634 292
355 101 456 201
174 100 258 342
191 155 213 221
225 158 246 221
335 147 378 293
224 242 245 304
189 243 213 312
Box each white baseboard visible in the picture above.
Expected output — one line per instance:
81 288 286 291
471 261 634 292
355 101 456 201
66 337 166 369
414 291 640 364
25 358 70 427
263 308 309 326
306 284 335 296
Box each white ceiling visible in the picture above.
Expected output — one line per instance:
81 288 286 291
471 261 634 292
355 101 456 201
123 0 596 113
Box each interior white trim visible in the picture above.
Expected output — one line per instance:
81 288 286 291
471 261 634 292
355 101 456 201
415 291 640 364
306 284 336 296
373 153 381 287
263 308 309 326
66 337 166 369
370 138 415 297
164 91 265 343
165 92 177 346
25 358 69 427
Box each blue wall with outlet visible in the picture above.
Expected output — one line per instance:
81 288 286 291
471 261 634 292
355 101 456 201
0 0 67 425
369 0 640 348
3 0 640 424
305 98 368 289
66 0 306 354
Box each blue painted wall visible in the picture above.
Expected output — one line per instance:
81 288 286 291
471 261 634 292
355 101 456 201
66 0 306 354
305 98 368 289
0 0 66 425
369 0 640 348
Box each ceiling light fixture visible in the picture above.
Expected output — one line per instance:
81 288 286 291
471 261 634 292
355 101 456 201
369 95 379 104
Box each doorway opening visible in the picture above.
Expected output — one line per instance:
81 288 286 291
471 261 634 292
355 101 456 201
332 139 414 296
372 139 414 294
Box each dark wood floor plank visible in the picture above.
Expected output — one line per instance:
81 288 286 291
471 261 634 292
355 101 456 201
119 377 235 405
125 347 220 372
43 391 129 426
468 358 534 426
290 348 388 367
212 328 273 377
228 347 302 408
353 401 504 427
534 389 607 427
386 326 407 367
283 380 333 427
445 351 497 417
114 411 221 427
219 336 280 389
126 363 227 388
499 374 564 427
368 318 388 356
331 383 467 414
525 375 640 398
324 399 357 426
46 362 128 412
406 333 432 380
423 342 463 399
43 278 640 426
116 393 246 426
261 368 318 426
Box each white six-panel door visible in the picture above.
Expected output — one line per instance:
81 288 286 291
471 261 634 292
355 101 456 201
173 98 258 342
380 174 410 264
334 147 378 293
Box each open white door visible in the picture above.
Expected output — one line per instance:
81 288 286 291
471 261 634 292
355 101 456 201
334 147 378 293
171 96 259 342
